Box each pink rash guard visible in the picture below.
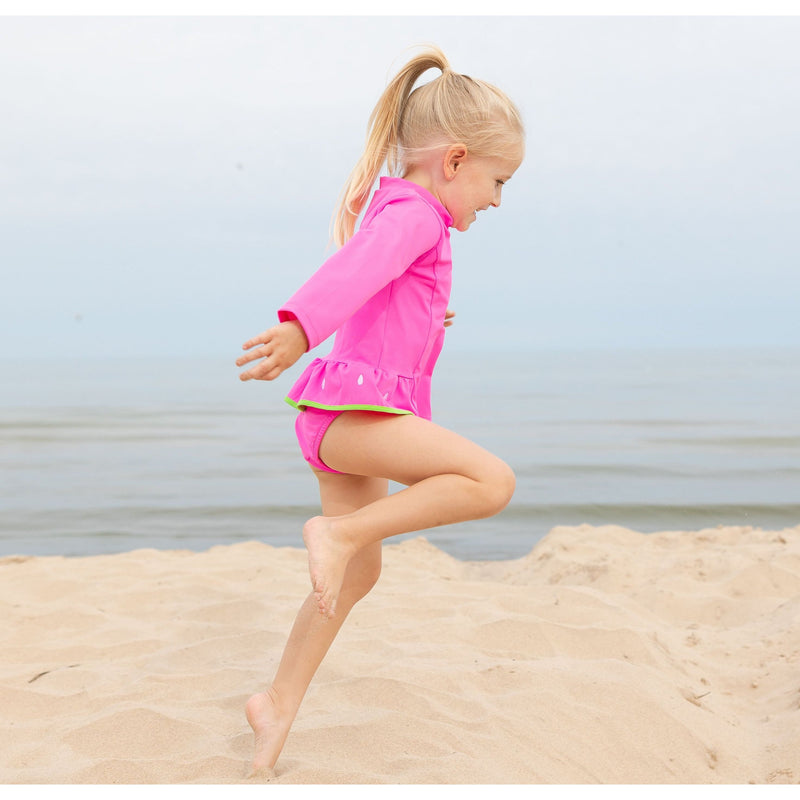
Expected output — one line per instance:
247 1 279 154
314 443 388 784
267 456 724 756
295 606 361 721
278 177 453 420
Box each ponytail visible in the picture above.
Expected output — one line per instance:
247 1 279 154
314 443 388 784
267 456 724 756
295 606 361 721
332 46 451 247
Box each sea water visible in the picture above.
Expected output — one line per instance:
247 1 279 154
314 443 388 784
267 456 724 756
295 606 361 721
1 348 798 560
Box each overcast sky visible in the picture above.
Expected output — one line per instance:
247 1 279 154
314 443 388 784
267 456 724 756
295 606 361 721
2 12 798 359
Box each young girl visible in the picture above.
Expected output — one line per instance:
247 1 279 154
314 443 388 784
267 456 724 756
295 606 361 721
236 45 524 776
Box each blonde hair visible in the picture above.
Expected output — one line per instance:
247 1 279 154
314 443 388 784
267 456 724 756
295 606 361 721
332 45 524 247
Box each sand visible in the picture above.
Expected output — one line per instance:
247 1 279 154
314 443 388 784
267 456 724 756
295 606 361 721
1 524 798 785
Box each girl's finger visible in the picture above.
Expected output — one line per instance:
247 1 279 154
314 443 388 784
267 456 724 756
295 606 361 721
236 345 266 368
242 330 274 350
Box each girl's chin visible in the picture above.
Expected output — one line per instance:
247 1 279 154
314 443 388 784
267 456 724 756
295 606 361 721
455 214 476 232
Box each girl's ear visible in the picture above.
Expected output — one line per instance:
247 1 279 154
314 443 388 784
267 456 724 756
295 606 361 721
443 144 468 180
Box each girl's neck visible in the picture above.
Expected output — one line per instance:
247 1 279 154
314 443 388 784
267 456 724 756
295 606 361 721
400 167 441 204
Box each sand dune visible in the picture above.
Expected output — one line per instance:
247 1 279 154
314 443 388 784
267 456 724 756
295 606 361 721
1 524 798 784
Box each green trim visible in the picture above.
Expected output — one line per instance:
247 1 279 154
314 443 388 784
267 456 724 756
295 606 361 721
284 397 412 415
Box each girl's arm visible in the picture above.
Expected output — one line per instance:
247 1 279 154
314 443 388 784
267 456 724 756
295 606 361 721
237 194 442 382
277 196 443 350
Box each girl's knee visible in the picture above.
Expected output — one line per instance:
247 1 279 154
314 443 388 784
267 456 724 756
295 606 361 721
341 551 382 603
482 459 516 517
357 560 382 598
342 572 380 605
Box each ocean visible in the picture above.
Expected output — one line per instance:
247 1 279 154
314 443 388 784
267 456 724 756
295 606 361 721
1 348 798 561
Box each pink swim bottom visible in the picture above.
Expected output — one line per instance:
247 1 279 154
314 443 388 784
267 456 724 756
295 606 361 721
294 406 345 474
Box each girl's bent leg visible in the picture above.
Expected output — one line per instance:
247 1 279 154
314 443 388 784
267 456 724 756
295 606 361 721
247 473 387 776
305 412 515 618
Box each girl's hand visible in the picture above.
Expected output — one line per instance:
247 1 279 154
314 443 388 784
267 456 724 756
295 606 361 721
236 320 309 381
444 308 456 328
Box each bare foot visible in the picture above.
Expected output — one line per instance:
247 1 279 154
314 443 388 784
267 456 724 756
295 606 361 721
245 689 293 777
302 515 354 618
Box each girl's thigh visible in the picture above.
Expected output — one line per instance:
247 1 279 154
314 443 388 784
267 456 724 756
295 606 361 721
312 465 388 589
318 410 509 487
314 468 389 515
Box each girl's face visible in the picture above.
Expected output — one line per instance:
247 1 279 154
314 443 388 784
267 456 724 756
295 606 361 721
441 153 521 232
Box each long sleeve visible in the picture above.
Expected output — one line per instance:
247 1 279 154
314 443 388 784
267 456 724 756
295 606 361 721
281 177 452 420
278 194 443 350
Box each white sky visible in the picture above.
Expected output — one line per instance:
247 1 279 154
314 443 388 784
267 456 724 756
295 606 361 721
2 10 799 358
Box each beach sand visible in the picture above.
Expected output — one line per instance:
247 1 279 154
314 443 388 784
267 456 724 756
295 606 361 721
1 524 798 785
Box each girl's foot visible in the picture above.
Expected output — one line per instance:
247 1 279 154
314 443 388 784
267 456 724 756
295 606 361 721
245 690 293 777
302 515 354 618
